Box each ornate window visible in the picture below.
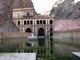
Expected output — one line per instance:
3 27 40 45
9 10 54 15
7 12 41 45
30 21 33 24
25 28 32 32
27 13 30 16
37 20 39 24
18 21 20 25
24 21 26 25
27 21 29 25
50 20 53 24
40 20 42 24
43 20 46 24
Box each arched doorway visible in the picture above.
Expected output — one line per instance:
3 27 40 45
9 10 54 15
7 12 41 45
50 28 53 36
38 28 45 36
40 20 42 24
37 20 39 24
43 20 46 24
25 28 32 32
50 20 53 24
38 28 45 46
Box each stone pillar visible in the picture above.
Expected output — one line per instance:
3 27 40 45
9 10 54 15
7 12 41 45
21 20 24 26
32 27 34 34
46 20 48 24
34 27 37 36
33 20 35 25
34 20 36 25
46 27 47 36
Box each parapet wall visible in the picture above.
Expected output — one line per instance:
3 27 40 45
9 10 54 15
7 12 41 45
0 32 31 38
0 32 31 45
53 30 80 38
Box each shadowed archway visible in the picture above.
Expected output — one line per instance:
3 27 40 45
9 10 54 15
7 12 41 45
38 28 45 36
38 28 45 46
25 28 32 32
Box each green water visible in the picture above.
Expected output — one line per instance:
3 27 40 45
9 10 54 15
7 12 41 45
0 38 80 60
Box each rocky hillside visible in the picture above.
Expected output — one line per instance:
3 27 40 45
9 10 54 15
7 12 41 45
0 0 34 32
12 0 33 8
12 0 37 15
50 0 80 20
0 0 19 32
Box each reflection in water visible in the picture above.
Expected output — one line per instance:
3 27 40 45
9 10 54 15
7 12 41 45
0 38 80 60
38 38 45 46
54 38 80 56
38 28 45 46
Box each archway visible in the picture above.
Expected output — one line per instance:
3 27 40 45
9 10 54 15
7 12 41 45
37 20 39 24
40 20 42 24
38 28 45 46
24 21 26 25
27 21 29 25
25 28 32 32
50 28 53 36
30 21 33 24
50 20 53 24
38 28 45 36
43 20 46 24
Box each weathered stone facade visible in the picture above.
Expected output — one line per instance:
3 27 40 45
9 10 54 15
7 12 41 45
53 20 80 38
13 8 54 36
12 4 54 60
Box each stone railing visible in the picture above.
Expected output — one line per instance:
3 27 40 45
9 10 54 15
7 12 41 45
0 32 31 38
53 30 80 38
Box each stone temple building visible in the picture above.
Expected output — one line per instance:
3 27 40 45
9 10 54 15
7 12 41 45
12 0 54 60
12 5 54 37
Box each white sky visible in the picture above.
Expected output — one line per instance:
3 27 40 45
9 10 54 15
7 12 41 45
74 0 80 3
31 0 57 15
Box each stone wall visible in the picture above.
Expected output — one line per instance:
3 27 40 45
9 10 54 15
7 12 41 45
0 32 31 45
53 20 80 38
53 31 80 38
0 32 31 38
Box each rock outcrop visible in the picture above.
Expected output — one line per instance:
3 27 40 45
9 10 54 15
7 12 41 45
0 0 19 32
50 0 80 20
12 0 37 15
12 0 34 8
0 0 35 32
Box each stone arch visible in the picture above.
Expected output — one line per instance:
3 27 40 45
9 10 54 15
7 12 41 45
30 20 33 24
40 20 42 24
27 21 29 24
50 20 53 24
18 21 20 25
37 20 39 24
50 27 53 36
38 28 45 46
27 13 30 16
43 20 46 24
25 28 32 32
24 21 26 25
38 28 45 36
